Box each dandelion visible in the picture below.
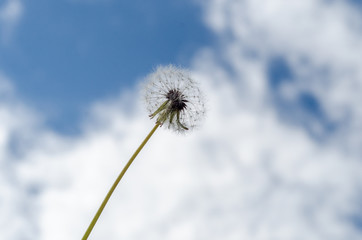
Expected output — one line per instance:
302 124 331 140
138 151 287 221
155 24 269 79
144 65 205 132
82 65 205 239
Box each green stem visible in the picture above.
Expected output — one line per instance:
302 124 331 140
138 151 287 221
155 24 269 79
176 111 188 130
149 100 169 119
82 123 160 240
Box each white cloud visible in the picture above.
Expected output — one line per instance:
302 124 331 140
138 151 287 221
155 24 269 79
200 0 362 147
1 0 362 239
0 0 23 43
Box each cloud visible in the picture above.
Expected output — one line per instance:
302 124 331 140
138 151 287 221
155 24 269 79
0 74 42 240
0 0 23 43
200 0 362 144
1 0 362 240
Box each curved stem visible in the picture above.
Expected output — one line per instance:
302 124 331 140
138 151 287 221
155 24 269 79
82 123 160 240
176 111 188 130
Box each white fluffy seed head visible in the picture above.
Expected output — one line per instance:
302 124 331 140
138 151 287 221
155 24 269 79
143 65 206 133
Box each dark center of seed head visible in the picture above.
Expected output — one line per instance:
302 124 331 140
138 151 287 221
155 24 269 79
166 89 188 111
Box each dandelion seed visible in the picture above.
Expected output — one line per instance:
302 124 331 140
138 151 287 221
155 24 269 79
144 65 206 132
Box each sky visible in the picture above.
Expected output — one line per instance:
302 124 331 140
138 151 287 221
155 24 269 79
0 0 212 133
1 0 362 239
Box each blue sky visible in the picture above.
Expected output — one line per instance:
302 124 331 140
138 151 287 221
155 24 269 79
1 0 362 239
0 0 212 133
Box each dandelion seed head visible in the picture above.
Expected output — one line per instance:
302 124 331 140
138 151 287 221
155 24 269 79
143 65 206 133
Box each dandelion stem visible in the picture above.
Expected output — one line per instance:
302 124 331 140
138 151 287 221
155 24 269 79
176 111 188 130
82 123 160 240
149 100 169 119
